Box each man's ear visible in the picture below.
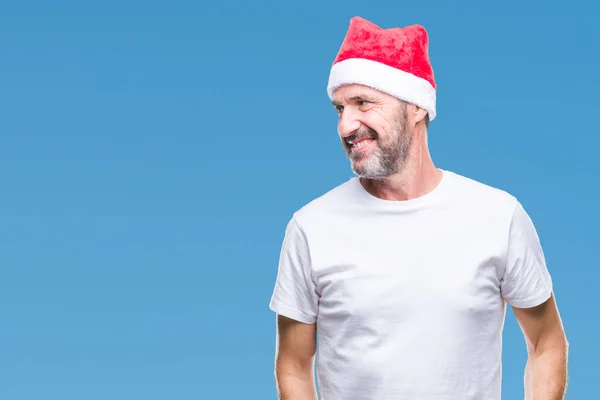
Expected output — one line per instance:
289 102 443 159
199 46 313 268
408 104 428 127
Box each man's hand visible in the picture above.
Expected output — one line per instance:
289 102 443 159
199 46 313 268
274 315 318 400
513 294 569 399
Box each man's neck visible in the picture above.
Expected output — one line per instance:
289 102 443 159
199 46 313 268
360 165 442 201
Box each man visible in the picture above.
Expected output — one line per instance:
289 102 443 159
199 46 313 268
269 16 568 399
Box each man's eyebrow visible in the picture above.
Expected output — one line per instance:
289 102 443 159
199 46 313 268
349 95 376 102
332 95 376 106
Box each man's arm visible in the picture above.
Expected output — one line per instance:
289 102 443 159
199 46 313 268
512 293 569 399
274 314 318 400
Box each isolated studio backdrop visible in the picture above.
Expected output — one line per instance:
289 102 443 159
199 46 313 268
1 0 598 399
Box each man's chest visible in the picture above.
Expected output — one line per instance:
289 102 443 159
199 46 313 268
307 216 507 324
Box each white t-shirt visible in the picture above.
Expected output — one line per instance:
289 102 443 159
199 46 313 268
269 170 553 400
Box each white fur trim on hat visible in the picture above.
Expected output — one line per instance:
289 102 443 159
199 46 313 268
327 58 437 120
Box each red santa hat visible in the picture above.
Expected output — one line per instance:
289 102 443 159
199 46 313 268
327 17 437 121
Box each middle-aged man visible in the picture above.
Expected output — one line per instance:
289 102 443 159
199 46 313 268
269 16 569 399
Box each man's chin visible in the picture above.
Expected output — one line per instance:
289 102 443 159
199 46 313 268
351 162 379 179
350 158 397 179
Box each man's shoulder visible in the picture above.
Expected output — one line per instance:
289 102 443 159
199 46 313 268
290 177 357 226
287 170 523 227
444 170 519 214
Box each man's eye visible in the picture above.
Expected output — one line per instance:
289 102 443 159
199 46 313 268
335 105 344 113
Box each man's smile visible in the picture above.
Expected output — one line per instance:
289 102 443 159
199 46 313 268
347 137 377 153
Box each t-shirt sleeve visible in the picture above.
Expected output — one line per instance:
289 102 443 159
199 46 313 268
500 201 553 308
269 216 319 324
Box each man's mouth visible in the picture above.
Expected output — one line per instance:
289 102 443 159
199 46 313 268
347 137 376 153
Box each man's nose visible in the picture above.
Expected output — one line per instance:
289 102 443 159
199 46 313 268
338 108 361 138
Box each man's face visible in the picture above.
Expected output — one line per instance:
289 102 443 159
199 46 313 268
332 85 412 179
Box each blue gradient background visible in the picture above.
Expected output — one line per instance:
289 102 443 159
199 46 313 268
1 1 597 398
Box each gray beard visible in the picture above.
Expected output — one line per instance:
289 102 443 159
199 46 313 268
346 110 412 179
